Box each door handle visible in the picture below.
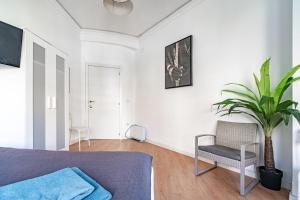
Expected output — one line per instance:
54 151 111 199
89 100 94 109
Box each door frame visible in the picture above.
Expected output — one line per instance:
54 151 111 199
85 63 122 139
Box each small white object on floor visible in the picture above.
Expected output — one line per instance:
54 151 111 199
125 124 147 142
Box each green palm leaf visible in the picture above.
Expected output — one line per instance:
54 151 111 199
226 83 259 102
286 109 300 124
273 65 300 105
222 89 256 101
219 109 263 127
277 100 298 110
253 73 261 97
259 58 271 96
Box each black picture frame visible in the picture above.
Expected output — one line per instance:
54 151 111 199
165 35 192 89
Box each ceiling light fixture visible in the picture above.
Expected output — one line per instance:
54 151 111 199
103 0 133 16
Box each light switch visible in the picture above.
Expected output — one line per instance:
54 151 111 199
51 96 56 109
47 96 51 109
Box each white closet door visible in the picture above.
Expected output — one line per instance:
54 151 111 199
55 51 69 150
45 47 56 150
33 43 46 150
30 34 56 150
56 55 65 150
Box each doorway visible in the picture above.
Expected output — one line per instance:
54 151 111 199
87 65 121 139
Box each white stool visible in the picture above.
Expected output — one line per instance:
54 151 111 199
69 127 90 151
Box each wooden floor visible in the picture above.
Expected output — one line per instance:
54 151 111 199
70 139 288 200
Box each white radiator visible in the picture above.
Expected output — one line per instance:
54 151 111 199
125 124 147 142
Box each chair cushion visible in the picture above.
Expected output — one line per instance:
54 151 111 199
198 145 256 161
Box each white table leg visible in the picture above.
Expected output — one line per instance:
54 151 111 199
88 129 91 147
69 129 71 147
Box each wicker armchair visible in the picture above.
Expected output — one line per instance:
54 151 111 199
195 121 260 196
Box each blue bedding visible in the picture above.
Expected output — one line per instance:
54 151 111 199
72 167 112 200
0 148 153 200
0 168 95 200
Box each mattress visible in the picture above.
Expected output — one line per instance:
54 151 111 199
0 148 153 200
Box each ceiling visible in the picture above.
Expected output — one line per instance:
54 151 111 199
57 0 192 37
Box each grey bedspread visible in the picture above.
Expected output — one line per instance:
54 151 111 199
0 148 153 200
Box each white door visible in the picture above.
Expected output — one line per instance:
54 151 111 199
88 66 120 139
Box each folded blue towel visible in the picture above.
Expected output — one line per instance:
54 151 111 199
72 167 112 200
0 167 111 200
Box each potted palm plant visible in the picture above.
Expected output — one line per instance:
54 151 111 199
214 58 300 190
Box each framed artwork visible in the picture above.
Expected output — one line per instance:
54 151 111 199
165 35 192 89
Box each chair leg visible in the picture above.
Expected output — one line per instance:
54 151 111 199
240 162 259 196
194 151 217 176
254 162 259 179
69 129 71 147
194 148 199 175
87 129 91 147
196 162 217 176
240 163 245 195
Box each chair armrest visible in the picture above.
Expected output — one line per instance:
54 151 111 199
240 142 260 162
195 134 216 140
195 134 216 148
240 142 259 148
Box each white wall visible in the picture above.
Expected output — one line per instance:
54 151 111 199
0 0 81 148
291 0 300 199
81 30 138 136
136 0 292 188
0 0 294 190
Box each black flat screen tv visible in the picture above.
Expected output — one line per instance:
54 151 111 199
0 21 23 68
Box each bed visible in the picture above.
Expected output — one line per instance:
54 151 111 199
0 148 153 200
